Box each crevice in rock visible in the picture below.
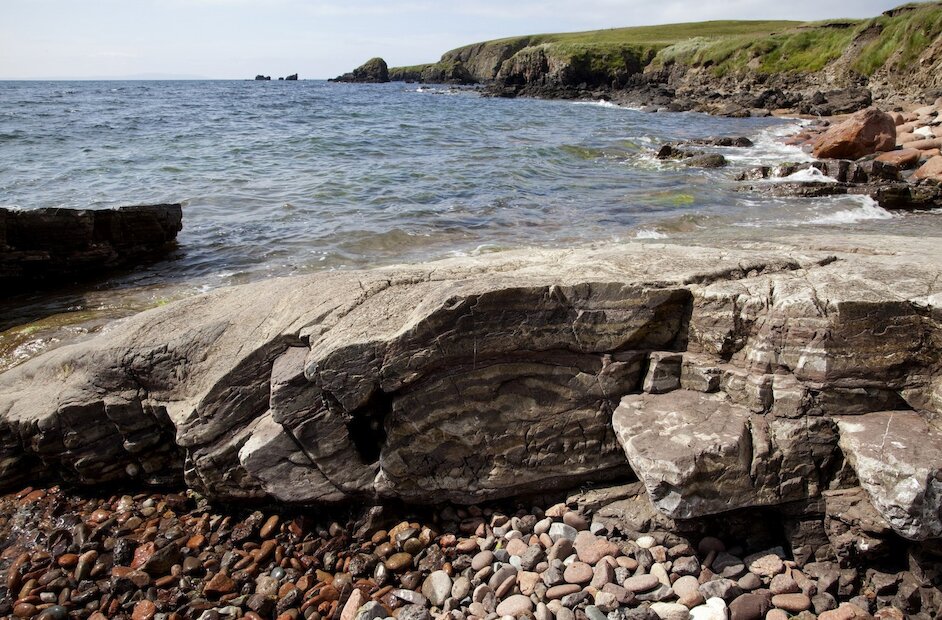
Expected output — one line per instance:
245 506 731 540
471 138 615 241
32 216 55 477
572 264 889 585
346 389 391 466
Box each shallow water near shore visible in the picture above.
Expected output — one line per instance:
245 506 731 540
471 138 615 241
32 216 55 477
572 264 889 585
2 80 942 368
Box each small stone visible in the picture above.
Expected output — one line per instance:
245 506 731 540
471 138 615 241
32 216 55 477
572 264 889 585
746 553 785 578
574 531 620 565
205 571 237 596
563 512 589 531
738 574 762 591
586 605 609 620
673 556 701 577
506 538 529 556
637 536 656 549
564 561 593 584
547 583 582 599
690 599 728 620
770 575 799 595
340 589 367 620
472 550 495 571
674 575 705 608
13 603 38 619
594 591 618 612
131 600 157 620
771 593 811 613
36 607 68 620
385 552 413 572
353 601 387 620
259 515 280 538
651 602 692 620
625 574 661 593
498 594 534 616
767 610 789 620
699 578 742 602
549 523 579 542
422 570 453 607
729 593 771 620
519 570 542 595
818 603 872 620
452 575 471 600
398 605 432 620
651 563 671 587
712 553 746 579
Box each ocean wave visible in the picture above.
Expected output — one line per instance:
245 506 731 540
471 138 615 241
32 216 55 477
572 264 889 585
808 196 897 225
724 121 815 166
782 168 838 183
634 229 668 239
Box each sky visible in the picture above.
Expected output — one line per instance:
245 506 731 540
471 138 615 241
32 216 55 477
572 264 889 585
0 0 928 79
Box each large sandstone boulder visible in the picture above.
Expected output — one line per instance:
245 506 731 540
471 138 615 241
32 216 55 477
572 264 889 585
0 235 940 546
812 108 897 159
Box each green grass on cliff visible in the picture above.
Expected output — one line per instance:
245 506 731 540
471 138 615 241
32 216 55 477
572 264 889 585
389 1 942 82
654 1 942 76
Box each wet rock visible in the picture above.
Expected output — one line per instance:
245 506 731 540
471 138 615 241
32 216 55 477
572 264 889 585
813 107 896 159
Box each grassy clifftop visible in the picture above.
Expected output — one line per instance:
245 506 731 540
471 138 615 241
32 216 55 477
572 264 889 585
388 1 942 90
654 2 942 76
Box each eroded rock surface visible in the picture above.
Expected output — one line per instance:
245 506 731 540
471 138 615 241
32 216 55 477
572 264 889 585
0 235 940 545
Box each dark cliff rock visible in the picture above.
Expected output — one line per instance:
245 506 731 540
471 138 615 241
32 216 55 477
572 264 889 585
0 204 183 290
285 73 298 81
332 57 389 83
254 74 271 81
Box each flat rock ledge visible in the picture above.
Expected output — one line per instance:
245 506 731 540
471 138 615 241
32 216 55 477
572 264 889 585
1 234 941 555
0 204 183 289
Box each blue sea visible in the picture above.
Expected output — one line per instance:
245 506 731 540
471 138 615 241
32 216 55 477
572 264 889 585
1 80 940 366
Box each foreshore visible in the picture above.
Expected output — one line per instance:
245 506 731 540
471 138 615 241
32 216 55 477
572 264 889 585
1 233 941 618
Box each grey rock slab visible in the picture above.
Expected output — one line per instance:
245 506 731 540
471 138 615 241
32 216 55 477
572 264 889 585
837 411 942 540
613 390 759 519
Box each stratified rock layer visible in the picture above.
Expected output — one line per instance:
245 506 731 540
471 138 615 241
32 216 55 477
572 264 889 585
0 204 182 288
0 234 940 545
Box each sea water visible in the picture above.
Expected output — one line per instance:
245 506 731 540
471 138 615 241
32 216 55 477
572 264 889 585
1 80 940 365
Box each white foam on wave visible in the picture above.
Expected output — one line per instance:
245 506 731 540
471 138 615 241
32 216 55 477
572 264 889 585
809 195 897 225
573 100 644 111
634 229 668 239
783 167 839 183
725 121 815 165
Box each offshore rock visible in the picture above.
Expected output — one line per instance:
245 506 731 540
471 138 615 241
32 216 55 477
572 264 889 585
332 57 389 83
0 235 940 545
0 204 182 289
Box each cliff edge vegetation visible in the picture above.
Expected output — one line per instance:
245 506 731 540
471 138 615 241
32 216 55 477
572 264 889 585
374 2 942 115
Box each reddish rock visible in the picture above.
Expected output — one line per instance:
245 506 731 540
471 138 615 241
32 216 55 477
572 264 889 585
913 155 942 181
131 542 156 570
875 148 921 169
205 570 237 596
812 108 897 159
907 137 942 151
818 603 873 620
132 599 157 620
889 111 905 126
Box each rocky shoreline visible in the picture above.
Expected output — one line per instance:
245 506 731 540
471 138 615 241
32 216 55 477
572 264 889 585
1 482 936 620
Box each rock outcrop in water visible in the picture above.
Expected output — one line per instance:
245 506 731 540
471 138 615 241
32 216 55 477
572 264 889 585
332 58 390 83
0 234 940 567
0 204 182 290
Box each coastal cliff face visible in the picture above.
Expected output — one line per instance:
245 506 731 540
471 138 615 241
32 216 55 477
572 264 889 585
383 3 942 114
1 234 940 567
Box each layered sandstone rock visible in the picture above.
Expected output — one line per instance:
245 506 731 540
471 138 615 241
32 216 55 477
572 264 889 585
0 234 940 550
